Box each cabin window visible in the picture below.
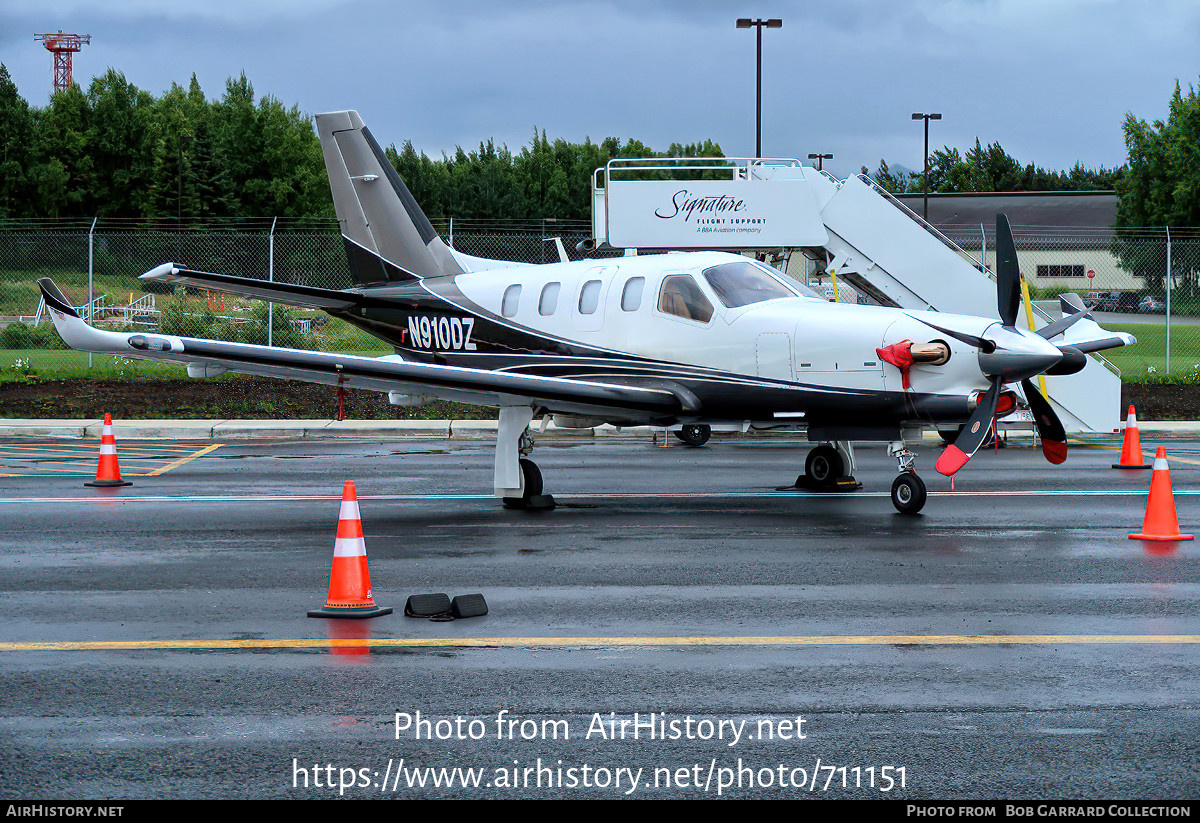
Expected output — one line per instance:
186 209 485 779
703 261 795 308
621 277 645 311
501 284 522 317
579 279 602 314
658 275 714 323
539 282 561 316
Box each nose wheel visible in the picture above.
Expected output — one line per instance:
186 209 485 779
890 471 927 515
888 441 926 515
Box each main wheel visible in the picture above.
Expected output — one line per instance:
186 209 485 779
804 445 844 489
502 458 543 508
890 472 927 515
673 424 711 447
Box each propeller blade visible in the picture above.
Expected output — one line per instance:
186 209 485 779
1036 307 1093 340
1021 379 1068 464
906 315 996 353
935 378 1003 476
996 214 1021 327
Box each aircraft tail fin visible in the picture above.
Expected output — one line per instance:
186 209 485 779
315 110 465 285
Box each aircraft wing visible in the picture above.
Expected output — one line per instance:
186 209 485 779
1048 293 1136 353
37 279 687 420
139 263 363 310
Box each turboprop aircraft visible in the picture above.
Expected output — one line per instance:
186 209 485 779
37 109 1136 514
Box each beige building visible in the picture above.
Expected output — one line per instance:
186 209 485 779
893 191 1138 291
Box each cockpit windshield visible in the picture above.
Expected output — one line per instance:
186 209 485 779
701 260 817 307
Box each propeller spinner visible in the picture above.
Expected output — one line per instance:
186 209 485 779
928 214 1076 476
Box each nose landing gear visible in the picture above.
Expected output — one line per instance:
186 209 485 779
888 441 927 515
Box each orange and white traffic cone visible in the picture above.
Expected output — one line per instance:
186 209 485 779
307 481 392 618
1112 404 1153 469
1129 447 1194 542
84 413 132 488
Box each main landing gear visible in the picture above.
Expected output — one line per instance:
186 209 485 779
673 424 712 447
888 441 927 516
495 406 555 511
788 441 861 492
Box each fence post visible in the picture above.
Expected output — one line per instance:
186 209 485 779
87 216 97 368
268 216 277 347
980 222 986 274
1166 226 1172 374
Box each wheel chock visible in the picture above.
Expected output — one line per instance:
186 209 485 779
504 493 556 511
778 475 862 492
451 594 489 619
404 593 452 618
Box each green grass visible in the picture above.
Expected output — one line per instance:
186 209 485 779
1099 323 1200 378
0 346 392 384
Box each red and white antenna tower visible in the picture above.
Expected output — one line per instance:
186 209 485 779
34 31 92 93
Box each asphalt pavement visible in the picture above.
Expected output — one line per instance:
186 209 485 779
1 435 1198 799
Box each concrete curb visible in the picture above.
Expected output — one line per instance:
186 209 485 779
0 418 1192 441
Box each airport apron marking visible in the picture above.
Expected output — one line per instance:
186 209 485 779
0 489 1194 504
1083 442 1200 467
0 442 224 477
2 635 1200 653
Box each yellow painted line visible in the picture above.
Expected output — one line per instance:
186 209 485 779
144 443 223 476
2 635 1199 653
0 446 203 455
0 443 222 477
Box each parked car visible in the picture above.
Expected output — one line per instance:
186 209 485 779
1083 291 1105 308
1138 296 1166 313
1098 291 1141 312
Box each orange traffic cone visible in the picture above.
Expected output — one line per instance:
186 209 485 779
84 413 132 488
307 481 392 618
1129 448 1194 542
1113 404 1152 469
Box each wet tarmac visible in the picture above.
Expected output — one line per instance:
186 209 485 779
1 435 1198 799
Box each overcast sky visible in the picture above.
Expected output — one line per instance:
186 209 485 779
3 0 1198 180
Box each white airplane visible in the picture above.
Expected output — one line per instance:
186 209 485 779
38 110 1135 515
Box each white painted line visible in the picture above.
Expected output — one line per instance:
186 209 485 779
0 489 1184 504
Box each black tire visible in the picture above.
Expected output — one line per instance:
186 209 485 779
804 445 844 488
938 427 961 445
890 472 927 515
502 458 543 508
673 424 711 447
941 424 1002 448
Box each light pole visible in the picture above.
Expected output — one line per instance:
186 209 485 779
911 112 941 220
808 152 833 172
736 17 782 158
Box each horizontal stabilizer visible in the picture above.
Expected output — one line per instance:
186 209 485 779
139 263 360 310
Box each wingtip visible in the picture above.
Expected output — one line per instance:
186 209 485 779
139 262 178 281
36 278 79 318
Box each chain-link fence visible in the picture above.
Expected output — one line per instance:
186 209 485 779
938 224 1200 381
0 216 1196 382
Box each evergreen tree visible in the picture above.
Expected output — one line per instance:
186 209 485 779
0 64 35 217
29 84 92 217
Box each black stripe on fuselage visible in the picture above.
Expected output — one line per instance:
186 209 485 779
326 270 964 424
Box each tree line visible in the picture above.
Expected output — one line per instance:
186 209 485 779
0 66 330 220
0 64 723 222
863 139 1121 195
0 61 1196 235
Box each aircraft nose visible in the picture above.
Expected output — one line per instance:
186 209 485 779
977 328 1063 382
